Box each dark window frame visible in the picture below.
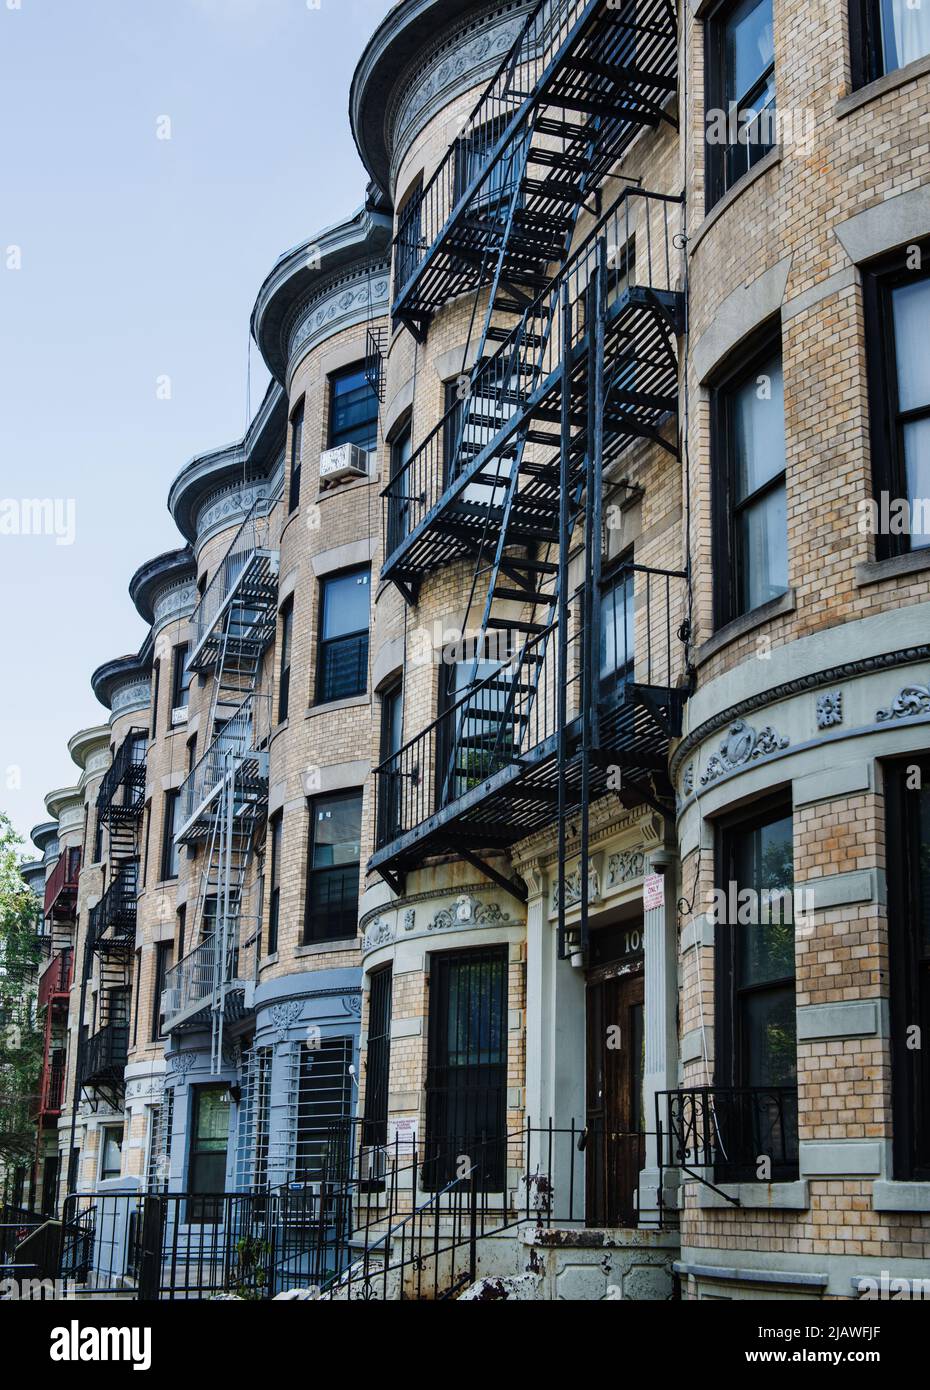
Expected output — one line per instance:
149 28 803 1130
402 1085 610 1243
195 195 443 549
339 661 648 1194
187 1084 230 1222
704 0 777 212
362 966 393 1149
710 320 788 628
387 416 413 553
886 757 930 1180
150 941 173 1042
315 567 370 705
862 239 930 560
849 0 930 87
304 790 363 945
327 362 378 455
278 597 294 723
160 790 180 882
267 813 282 956
288 398 305 514
169 643 191 722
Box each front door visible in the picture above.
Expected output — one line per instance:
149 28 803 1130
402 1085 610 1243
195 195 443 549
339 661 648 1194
586 956 645 1227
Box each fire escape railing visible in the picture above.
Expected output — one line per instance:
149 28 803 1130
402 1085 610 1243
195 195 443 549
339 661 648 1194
44 849 81 921
174 693 271 844
393 0 677 331
187 496 280 675
161 929 255 1033
89 862 139 945
37 948 72 1010
79 1022 130 1089
383 186 682 582
373 565 687 866
96 729 147 825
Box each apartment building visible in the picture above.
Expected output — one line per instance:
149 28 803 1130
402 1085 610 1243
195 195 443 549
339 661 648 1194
11 0 930 1301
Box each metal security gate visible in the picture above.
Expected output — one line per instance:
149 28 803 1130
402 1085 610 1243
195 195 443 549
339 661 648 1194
425 946 507 1190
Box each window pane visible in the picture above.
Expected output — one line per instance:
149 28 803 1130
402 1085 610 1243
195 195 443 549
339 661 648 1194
744 987 798 1088
322 571 370 639
918 785 930 958
600 572 635 678
732 354 785 500
194 1087 230 1150
736 813 795 988
904 419 930 549
893 280 930 413
881 0 930 72
726 0 774 103
737 482 788 611
312 795 362 869
330 367 378 452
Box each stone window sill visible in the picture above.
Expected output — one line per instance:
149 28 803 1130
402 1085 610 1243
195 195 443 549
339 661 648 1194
695 589 796 667
694 1179 809 1211
295 937 359 958
855 547 930 587
872 1180 930 1213
305 694 369 718
689 146 782 256
836 53 930 120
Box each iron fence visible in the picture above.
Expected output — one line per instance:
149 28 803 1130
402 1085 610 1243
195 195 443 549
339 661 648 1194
657 1086 800 1184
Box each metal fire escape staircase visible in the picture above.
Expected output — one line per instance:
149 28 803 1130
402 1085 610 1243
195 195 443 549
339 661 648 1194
373 1 689 949
80 730 147 1110
165 499 278 1073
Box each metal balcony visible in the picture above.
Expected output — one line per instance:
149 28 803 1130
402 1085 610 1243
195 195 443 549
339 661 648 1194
384 186 683 593
187 497 280 676
80 1022 129 1090
372 567 687 882
96 729 147 826
174 694 270 845
657 1086 800 1188
161 930 253 1034
89 862 138 948
393 0 678 336
37 948 72 1011
44 848 80 922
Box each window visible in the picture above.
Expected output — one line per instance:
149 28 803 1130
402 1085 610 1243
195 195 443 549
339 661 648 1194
92 811 104 864
363 968 393 1149
278 598 294 722
716 803 798 1178
176 903 187 962
378 682 404 843
169 644 191 722
705 0 776 209
711 332 788 625
886 759 930 1179
150 942 173 1042
599 562 635 693
317 569 370 703
188 1086 230 1221
443 378 468 488
267 814 282 956
100 1125 123 1182
160 791 180 881
851 0 930 86
328 364 378 455
387 420 413 554
288 399 304 513
425 946 507 1189
305 792 362 943
863 248 930 556
454 116 526 217
295 1036 353 1182
437 644 511 806
151 659 161 730
395 179 422 294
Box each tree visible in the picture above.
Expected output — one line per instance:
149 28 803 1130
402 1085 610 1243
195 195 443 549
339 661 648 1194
0 813 44 1194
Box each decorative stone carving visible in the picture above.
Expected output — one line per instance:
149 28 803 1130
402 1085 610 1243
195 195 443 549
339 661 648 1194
606 850 645 887
551 863 600 912
403 909 416 932
876 684 930 722
362 916 394 950
700 719 790 785
817 690 843 729
168 1052 196 1076
428 895 512 931
341 994 362 1017
196 484 269 540
682 764 694 797
153 581 198 632
270 1001 303 1041
288 267 390 363
110 679 151 714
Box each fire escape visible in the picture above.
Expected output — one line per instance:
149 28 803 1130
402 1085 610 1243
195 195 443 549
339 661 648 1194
79 730 147 1110
35 947 73 1125
375 0 689 954
162 496 278 1074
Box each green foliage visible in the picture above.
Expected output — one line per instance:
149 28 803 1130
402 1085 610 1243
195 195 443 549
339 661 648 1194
0 813 45 1178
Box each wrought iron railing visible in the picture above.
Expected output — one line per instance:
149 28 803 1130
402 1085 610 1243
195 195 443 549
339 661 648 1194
37 948 72 1009
188 495 280 673
364 324 387 404
657 1086 800 1183
96 729 147 821
175 693 271 840
385 185 681 565
80 1022 129 1087
39 1052 66 1115
374 567 687 851
89 862 138 944
160 925 259 1030
43 848 80 919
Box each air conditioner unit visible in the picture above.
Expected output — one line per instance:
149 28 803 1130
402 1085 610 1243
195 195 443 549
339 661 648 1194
319 442 369 483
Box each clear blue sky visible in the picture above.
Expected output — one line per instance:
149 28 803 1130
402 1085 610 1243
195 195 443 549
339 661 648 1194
0 0 395 852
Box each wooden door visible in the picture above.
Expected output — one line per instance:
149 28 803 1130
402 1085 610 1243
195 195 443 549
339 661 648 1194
585 969 645 1226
